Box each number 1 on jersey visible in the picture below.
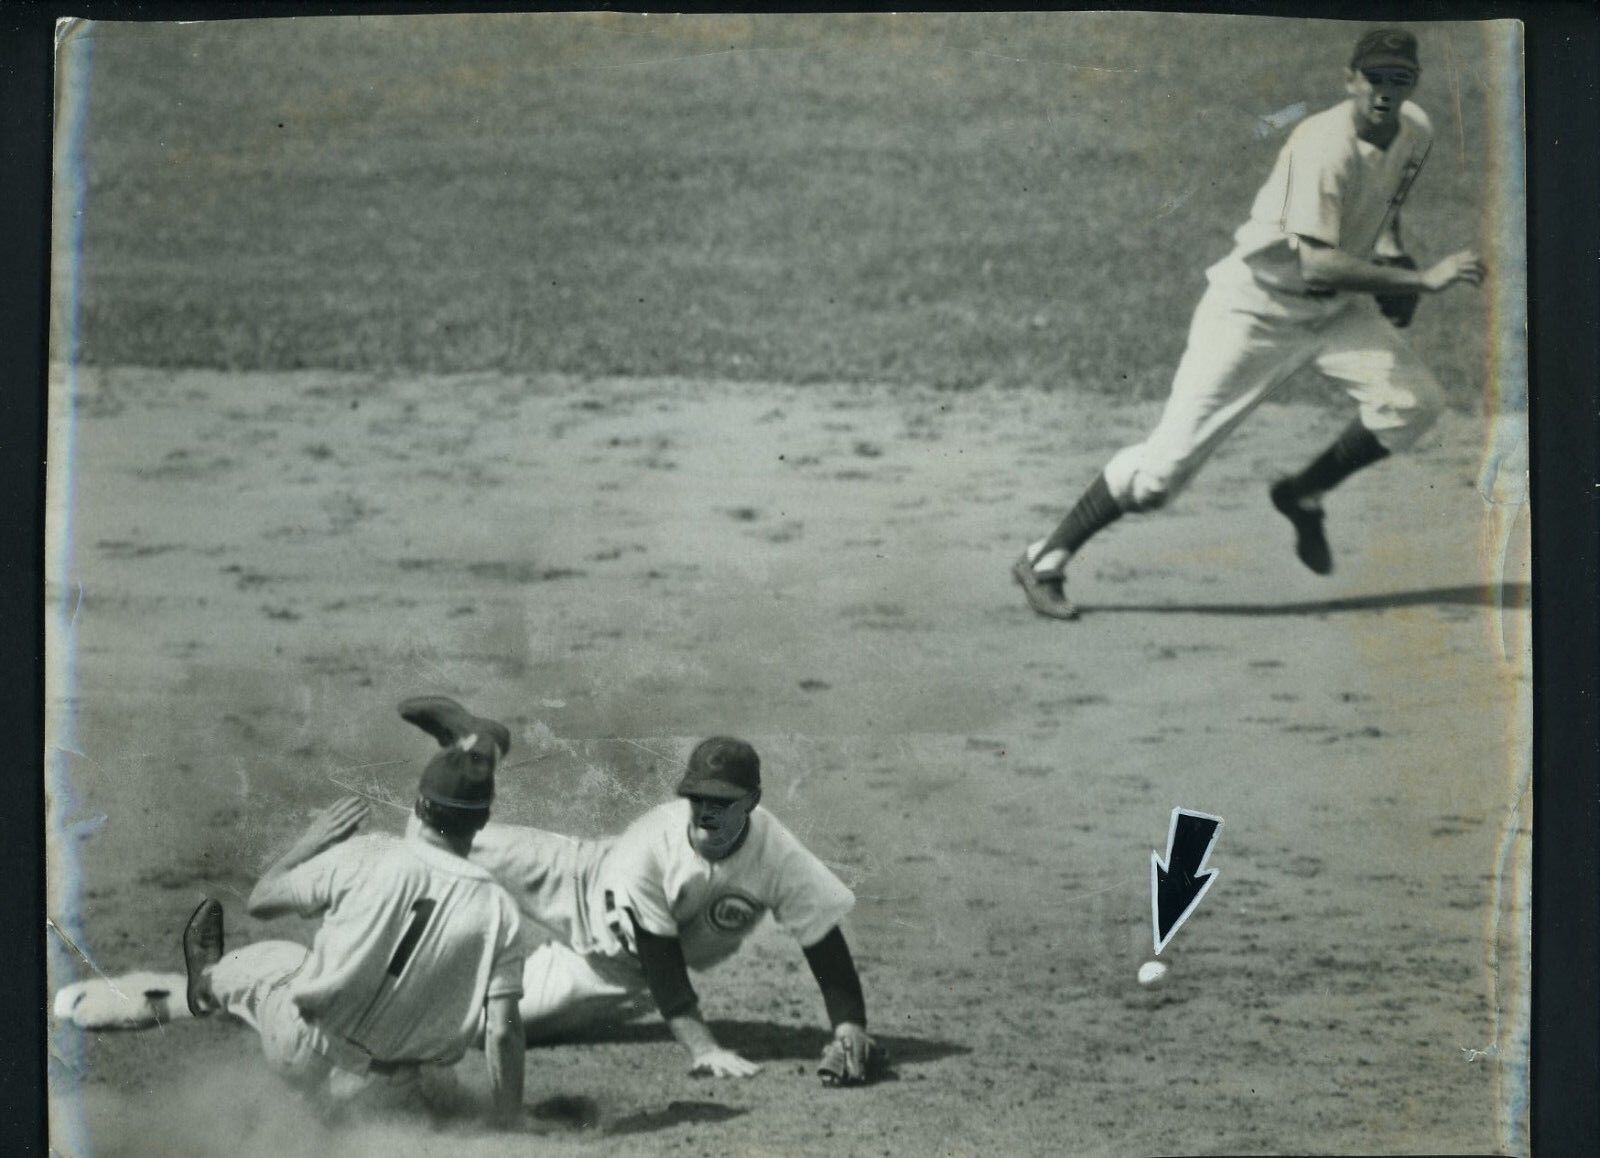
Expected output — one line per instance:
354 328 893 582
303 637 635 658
387 898 437 978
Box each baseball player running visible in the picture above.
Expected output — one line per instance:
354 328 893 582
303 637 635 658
449 720 882 1086
176 701 528 1125
1014 27 1486 620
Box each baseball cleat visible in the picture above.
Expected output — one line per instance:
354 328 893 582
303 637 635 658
399 696 512 757
1012 554 1079 620
1270 480 1334 575
182 897 225 1017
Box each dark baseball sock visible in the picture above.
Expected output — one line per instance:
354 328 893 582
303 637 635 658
1282 420 1392 502
1037 472 1124 563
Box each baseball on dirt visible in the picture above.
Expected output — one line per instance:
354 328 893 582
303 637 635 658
1137 960 1169 986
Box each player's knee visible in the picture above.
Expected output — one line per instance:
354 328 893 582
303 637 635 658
1372 379 1445 453
1406 376 1446 424
1126 465 1193 513
1126 487 1170 513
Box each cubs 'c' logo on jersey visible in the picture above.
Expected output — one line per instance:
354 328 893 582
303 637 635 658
707 892 764 933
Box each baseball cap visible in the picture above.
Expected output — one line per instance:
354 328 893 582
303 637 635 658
1350 28 1420 72
675 737 761 800
418 745 496 810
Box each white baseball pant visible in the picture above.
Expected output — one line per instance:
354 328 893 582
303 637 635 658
1103 282 1445 512
209 941 426 1108
515 941 655 1041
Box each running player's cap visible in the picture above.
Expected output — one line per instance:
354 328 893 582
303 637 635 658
418 746 496 810
675 737 761 800
1350 28 1419 72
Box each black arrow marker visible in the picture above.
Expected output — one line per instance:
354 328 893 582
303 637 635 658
1151 807 1223 955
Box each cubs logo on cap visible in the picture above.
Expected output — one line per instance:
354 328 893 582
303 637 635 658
675 737 761 800
1350 28 1420 72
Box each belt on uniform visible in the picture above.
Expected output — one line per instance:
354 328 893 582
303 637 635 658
368 1058 423 1076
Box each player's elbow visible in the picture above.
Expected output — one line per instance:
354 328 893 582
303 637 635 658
245 879 288 920
245 886 271 919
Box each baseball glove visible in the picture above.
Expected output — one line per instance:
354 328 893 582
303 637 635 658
817 1026 888 1087
1372 254 1420 328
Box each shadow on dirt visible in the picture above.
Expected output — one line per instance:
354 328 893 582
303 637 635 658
604 1100 748 1137
1083 582 1528 617
525 1095 746 1138
540 1018 970 1070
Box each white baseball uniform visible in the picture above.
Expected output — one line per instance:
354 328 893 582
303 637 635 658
208 832 524 1100
469 799 855 1039
1103 100 1443 512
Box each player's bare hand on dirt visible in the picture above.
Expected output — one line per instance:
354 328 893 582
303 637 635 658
1420 249 1485 292
689 1048 762 1078
298 796 369 856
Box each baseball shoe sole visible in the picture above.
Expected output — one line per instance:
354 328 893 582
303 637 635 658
399 695 513 756
182 897 225 1017
1012 554 1079 620
1269 480 1334 575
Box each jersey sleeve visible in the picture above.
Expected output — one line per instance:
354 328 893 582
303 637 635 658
767 824 856 949
485 891 525 1000
276 837 368 918
603 815 678 940
630 916 699 1020
1278 126 1347 248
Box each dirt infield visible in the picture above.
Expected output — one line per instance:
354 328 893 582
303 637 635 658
46 365 1529 1155
46 12 1529 1155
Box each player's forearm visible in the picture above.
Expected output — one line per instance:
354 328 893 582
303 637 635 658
246 804 364 917
633 923 744 1070
484 999 526 1128
664 1005 721 1060
801 926 867 1030
663 1006 761 1076
1298 244 1425 294
245 839 324 917
246 857 310 917
486 1033 525 1126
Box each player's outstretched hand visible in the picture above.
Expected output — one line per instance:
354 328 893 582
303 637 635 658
689 1048 763 1078
300 796 370 856
1421 249 1486 292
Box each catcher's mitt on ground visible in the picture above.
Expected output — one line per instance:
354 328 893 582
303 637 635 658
1372 254 1420 328
817 1026 888 1087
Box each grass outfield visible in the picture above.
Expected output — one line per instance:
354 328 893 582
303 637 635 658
48 15 1531 1153
60 12 1502 400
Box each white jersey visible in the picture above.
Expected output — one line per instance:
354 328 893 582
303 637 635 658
280 833 525 1065
472 801 855 972
1210 101 1433 297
